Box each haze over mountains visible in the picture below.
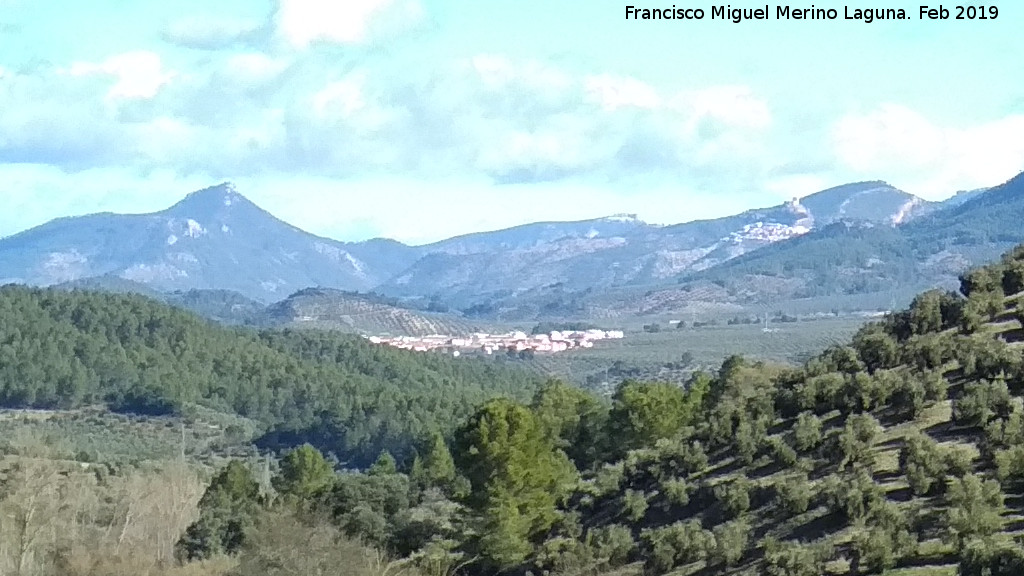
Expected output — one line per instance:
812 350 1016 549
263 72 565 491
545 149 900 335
1 174 1022 323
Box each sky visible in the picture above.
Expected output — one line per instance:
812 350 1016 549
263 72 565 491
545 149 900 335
0 0 1022 245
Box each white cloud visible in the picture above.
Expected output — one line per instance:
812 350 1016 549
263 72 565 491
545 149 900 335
833 104 1024 197
470 54 573 96
274 0 423 47
69 51 175 99
223 53 290 85
134 117 200 164
312 72 368 118
584 74 661 111
834 104 944 172
3 50 781 187
683 85 773 131
162 16 262 50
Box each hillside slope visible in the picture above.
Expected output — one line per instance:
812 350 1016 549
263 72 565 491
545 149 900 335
508 245 1024 576
0 183 421 302
381 182 924 309
0 286 542 466
266 287 482 336
156 242 1024 576
676 172 1024 306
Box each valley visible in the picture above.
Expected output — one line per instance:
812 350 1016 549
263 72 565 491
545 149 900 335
3 4 1021 575
1 162 1022 576
6 176 1020 402
3 242 1024 576
0 181 1021 576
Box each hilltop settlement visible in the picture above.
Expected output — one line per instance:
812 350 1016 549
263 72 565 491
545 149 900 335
365 328 625 355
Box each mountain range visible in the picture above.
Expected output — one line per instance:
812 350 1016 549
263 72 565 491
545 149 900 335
1 174 1022 325
0 184 417 299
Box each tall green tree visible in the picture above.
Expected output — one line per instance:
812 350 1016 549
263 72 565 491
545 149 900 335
176 460 264 560
273 444 335 499
453 398 578 569
609 381 693 452
531 379 609 469
368 450 399 476
410 430 459 494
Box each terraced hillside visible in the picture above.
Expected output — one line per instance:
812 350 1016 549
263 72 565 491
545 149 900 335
265 287 484 336
524 247 1024 576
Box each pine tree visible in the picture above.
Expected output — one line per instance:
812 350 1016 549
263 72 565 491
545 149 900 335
273 444 335 499
453 398 578 569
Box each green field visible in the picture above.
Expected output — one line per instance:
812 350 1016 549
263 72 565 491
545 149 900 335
0 404 262 466
528 316 869 390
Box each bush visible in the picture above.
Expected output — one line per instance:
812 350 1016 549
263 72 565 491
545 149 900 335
653 438 709 476
854 501 918 572
710 518 751 568
995 445 1024 487
900 432 950 496
641 520 713 572
823 470 884 522
890 371 927 421
661 477 692 507
762 537 831 576
902 333 955 371
591 524 636 568
921 370 950 402
176 460 263 561
622 489 649 522
610 381 692 451
852 325 900 372
837 414 881 470
733 418 763 465
765 435 798 467
792 412 822 453
798 373 845 414
984 408 1024 451
945 474 1006 549
232 510 399 576
945 447 974 477
959 537 1024 576
592 463 625 496
714 478 752 520
774 473 812 517
954 380 1012 428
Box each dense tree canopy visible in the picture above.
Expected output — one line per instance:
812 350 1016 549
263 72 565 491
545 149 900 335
0 286 543 466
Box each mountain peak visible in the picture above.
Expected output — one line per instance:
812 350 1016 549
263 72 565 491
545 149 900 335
166 182 251 216
799 180 898 201
795 181 920 226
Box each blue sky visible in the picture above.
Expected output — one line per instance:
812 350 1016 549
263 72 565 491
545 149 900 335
1 0 1022 244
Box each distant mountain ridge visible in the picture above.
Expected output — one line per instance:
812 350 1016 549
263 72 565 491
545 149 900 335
0 184 421 302
668 171 1024 307
0 175 1017 320
379 181 925 305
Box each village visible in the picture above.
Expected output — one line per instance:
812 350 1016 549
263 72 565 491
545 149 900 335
365 328 625 356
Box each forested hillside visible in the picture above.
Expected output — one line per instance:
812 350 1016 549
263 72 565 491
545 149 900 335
161 245 1024 576
5 246 1024 576
0 286 541 466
